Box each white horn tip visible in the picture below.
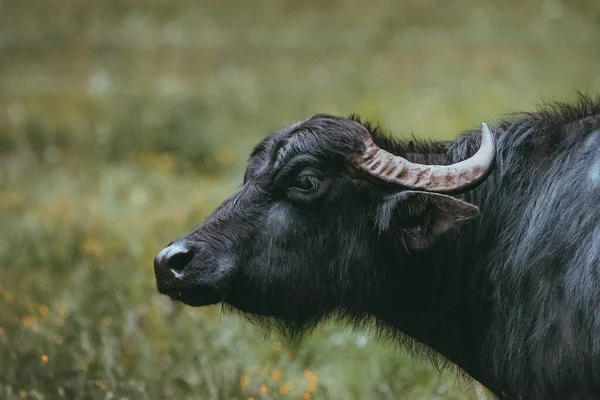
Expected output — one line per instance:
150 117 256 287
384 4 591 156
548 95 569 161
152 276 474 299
481 122 489 132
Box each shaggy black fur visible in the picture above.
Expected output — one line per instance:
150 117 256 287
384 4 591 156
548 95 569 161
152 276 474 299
155 94 600 399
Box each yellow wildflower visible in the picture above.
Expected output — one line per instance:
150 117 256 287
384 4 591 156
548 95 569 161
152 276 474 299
279 383 292 394
304 370 318 392
39 305 49 317
239 371 250 390
22 315 37 327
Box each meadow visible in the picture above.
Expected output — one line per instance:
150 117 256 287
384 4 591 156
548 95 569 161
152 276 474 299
1 1 599 398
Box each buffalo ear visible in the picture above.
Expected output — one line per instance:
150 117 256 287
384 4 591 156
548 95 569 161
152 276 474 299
376 190 480 251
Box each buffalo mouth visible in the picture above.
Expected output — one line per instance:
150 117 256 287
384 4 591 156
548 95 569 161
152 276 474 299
156 283 225 307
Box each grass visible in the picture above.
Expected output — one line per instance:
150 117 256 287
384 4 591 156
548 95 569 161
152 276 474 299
1 0 599 398
0 156 478 399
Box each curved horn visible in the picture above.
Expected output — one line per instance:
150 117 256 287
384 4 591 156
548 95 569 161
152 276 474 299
359 123 495 193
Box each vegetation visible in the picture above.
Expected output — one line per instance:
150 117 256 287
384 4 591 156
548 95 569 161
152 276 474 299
1 0 599 398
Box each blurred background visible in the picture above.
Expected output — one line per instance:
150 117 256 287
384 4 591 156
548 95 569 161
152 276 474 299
1 0 599 399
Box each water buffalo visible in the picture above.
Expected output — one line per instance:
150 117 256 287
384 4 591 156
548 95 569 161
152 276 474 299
154 95 600 399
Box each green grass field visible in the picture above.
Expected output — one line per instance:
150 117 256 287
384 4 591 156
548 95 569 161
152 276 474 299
1 1 599 398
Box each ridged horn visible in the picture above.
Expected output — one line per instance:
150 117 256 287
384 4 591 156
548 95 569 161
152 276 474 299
359 123 495 193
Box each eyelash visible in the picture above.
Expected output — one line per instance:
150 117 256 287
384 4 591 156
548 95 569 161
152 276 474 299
293 175 319 191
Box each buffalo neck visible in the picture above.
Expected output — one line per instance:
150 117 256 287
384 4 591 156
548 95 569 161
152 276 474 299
367 130 494 386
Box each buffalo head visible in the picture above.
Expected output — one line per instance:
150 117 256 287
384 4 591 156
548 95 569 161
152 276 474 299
154 114 493 329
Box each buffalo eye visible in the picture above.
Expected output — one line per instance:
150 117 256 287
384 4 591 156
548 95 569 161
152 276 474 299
292 174 320 191
286 168 325 203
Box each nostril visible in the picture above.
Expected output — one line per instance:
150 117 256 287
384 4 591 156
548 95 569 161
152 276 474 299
154 241 195 279
167 249 194 272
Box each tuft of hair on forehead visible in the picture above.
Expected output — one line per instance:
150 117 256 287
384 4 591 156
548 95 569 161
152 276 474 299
249 136 270 161
254 114 368 169
348 114 386 138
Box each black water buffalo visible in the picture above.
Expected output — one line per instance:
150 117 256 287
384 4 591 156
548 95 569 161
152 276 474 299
154 95 600 399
